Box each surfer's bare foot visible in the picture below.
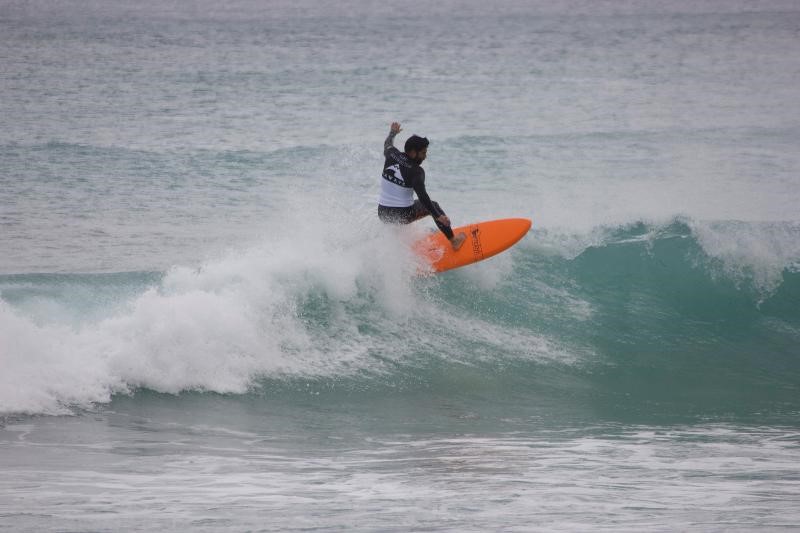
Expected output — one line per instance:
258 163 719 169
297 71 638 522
450 232 466 251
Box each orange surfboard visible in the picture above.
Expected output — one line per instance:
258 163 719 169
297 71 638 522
414 218 532 273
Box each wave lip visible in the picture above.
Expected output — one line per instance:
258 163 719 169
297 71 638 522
532 217 800 304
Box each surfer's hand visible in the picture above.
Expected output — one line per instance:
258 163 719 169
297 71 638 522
390 122 402 134
437 214 451 226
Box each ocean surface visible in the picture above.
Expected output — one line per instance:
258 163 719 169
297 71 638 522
2 0 800 530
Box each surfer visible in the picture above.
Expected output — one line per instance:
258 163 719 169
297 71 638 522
378 122 467 250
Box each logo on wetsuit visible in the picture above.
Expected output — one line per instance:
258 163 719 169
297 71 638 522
382 164 407 187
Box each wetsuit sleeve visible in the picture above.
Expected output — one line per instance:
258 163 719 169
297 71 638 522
411 169 445 218
384 131 397 155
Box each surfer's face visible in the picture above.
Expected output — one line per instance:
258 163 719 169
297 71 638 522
410 147 427 164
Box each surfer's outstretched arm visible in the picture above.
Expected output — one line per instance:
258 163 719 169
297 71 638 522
410 175 445 223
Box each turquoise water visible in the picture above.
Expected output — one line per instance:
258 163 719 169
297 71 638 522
2 1 800 530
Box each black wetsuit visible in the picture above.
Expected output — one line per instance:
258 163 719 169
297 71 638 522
377 131 455 240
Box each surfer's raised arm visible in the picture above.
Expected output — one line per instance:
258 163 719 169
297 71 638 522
384 123 414 169
384 122 402 154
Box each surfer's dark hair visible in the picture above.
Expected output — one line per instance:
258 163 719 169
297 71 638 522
405 135 429 152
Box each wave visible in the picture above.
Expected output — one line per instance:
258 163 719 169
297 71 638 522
1 216 798 418
532 217 800 301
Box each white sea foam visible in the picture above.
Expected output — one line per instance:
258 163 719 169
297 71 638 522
0 226 380 413
689 220 800 297
2 420 798 531
0 205 562 415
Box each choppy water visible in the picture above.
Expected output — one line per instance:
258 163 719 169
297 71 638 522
2 0 799 530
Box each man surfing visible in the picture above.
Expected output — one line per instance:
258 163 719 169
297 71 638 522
377 122 466 250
